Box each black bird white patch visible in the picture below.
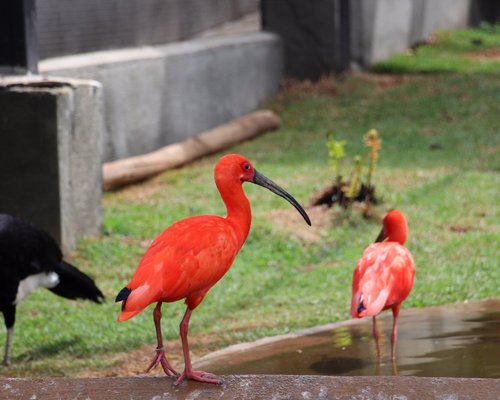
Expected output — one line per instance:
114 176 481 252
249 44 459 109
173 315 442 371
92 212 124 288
15 272 59 304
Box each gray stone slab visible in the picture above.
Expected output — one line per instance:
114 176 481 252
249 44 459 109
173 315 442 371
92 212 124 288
368 0 414 65
0 77 103 252
262 0 338 80
351 0 474 67
40 33 283 162
420 0 472 40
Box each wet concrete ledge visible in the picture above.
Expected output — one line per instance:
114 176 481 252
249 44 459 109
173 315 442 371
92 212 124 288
1 375 498 400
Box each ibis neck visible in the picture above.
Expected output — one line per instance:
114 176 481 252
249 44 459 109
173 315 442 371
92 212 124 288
218 180 251 246
388 230 407 245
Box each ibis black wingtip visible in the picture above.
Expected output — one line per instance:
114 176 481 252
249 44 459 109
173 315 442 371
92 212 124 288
115 287 132 303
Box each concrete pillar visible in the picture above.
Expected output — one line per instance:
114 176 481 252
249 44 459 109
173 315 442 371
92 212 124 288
0 76 103 253
419 0 472 40
353 0 414 66
261 0 337 80
352 0 473 67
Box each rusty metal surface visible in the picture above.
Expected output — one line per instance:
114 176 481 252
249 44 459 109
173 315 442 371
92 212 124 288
1 375 499 400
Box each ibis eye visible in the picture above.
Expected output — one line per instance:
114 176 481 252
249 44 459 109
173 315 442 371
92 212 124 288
243 163 251 170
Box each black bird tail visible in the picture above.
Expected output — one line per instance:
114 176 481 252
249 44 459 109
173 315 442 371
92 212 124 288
49 261 105 303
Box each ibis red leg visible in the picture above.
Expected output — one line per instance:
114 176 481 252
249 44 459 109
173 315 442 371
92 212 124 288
146 302 178 376
174 307 220 385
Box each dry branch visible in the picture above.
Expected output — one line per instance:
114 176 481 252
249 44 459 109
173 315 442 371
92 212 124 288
102 110 280 191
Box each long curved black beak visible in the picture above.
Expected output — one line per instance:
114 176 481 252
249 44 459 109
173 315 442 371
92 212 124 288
375 227 387 243
252 170 311 226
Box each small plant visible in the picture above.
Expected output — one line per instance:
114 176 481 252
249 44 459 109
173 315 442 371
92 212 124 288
364 129 381 189
345 155 362 202
311 129 382 215
326 131 347 182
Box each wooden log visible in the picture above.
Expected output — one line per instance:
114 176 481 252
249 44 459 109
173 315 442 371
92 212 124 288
102 110 280 191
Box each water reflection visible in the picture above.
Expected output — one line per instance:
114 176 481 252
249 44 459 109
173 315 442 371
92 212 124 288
196 299 500 378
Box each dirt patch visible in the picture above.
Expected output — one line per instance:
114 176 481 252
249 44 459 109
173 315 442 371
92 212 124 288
466 48 500 62
103 175 167 205
269 75 339 113
371 73 409 89
480 145 500 155
267 205 333 243
76 321 274 378
280 75 339 98
299 260 341 272
352 72 412 91
449 225 471 234
76 333 222 378
379 167 451 193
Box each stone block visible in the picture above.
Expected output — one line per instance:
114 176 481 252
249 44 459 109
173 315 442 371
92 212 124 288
262 0 337 80
40 32 283 162
352 0 473 66
1 375 499 399
357 0 414 65
0 77 103 252
419 0 472 40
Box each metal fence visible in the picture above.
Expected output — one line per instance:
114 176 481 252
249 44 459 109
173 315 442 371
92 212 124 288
35 0 259 59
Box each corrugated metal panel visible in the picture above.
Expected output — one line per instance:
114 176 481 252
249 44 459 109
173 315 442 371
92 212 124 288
36 0 259 59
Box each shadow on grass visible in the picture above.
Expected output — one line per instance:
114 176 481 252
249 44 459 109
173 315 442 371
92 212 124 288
17 337 84 362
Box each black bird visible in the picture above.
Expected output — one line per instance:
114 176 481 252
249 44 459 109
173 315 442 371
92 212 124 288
0 214 104 366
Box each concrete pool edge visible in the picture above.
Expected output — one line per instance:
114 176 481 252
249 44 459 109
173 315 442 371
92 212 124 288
1 375 499 399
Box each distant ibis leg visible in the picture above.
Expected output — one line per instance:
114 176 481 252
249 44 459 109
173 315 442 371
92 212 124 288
146 302 178 376
372 316 381 359
175 307 220 385
390 304 401 360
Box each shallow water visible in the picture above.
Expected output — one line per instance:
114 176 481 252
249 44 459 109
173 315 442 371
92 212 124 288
196 299 500 378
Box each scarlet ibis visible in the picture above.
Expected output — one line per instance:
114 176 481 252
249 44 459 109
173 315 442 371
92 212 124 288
351 209 415 360
115 154 311 384
0 213 104 366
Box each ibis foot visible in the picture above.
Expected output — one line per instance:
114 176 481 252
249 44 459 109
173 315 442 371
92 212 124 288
174 369 221 385
146 346 178 376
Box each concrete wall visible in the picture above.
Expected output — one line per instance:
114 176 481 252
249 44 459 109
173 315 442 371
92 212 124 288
40 32 284 162
371 0 414 63
264 0 475 77
411 0 472 44
351 0 473 66
262 0 337 81
0 77 103 252
35 0 260 59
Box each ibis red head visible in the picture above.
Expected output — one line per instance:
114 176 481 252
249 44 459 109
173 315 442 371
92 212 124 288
374 209 408 245
215 154 311 226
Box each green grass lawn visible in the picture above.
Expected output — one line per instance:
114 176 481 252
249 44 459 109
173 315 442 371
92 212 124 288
374 23 500 73
1 28 499 377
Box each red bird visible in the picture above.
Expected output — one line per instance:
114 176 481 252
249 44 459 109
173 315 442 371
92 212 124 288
351 210 415 360
116 154 311 384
